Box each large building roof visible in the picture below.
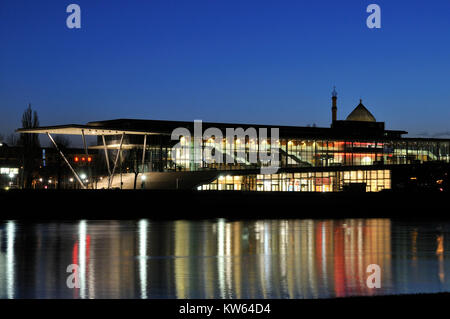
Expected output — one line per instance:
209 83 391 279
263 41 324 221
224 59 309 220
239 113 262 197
346 100 377 122
17 118 410 140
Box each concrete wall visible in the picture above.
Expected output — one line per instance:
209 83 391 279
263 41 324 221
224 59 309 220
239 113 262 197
95 170 220 190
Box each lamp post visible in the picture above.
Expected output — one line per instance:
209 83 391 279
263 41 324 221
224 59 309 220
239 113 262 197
141 175 146 189
8 172 15 188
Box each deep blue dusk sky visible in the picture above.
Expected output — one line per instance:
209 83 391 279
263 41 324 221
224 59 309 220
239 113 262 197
1 0 449 141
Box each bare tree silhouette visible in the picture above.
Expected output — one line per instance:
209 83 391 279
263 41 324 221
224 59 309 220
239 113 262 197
19 104 40 188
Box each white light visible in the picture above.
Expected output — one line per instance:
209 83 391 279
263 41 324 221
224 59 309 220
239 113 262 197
6 221 16 299
141 175 146 181
69 178 74 182
48 180 52 183
138 219 148 299
80 174 87 180
217 218 226 299
362 156 372 165
39 178 43 182
8 173 15 178
78 220 87 299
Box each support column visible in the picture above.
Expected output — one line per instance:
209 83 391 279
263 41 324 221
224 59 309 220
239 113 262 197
120 150 123 189
142 134 147 173
81 130 92 189
47 132 86 189
108 133 125 189
102 135 112 178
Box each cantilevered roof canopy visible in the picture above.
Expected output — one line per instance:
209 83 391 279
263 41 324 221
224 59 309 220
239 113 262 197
88 144 145 150
16 124 164 136
18 118 409 139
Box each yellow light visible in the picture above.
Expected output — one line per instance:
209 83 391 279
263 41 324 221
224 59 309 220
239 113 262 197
410 177 417 180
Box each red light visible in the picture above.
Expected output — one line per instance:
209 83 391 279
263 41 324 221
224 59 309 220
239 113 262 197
82 157 86 162
88 157 92 162
74 157 79 162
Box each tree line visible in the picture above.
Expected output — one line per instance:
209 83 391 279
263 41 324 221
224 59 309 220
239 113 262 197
1 104 71 188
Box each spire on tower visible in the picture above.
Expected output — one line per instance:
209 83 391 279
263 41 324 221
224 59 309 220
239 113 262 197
332 86 337 97
331 86 337 123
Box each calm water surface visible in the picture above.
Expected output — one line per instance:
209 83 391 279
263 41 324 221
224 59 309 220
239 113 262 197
0 219 449 299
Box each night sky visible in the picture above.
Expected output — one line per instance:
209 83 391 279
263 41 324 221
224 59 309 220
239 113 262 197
1 0 449 142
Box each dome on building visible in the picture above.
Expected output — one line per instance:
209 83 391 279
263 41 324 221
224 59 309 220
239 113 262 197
345 100 376 122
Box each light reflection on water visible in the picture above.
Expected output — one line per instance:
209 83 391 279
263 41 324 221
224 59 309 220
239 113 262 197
0 218 449 299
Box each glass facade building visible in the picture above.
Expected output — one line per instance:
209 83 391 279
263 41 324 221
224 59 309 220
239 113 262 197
17 96 450 192
198 170 391 193
97 121 449 192
171 138 450 171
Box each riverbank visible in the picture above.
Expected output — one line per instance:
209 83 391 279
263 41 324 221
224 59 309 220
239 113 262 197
1 189 448 220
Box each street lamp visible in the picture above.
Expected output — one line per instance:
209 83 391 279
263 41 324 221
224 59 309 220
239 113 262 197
8 172 15 187
141 174 147 189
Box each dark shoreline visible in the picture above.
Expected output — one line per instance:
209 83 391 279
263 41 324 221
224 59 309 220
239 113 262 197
1 189 449 221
